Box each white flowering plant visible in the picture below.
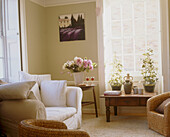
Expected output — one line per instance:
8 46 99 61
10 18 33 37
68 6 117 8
141 48 158 85
108 57 123 86
63 57 97 73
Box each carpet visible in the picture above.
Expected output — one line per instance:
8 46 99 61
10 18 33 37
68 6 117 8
81 114 163 137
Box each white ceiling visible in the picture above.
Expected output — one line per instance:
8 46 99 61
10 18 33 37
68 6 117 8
30 0 96 7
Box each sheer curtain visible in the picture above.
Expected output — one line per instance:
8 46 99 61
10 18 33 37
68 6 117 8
103 0 163 92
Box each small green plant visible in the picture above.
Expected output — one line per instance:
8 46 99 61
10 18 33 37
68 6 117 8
109 57 123 86
141 48 158 85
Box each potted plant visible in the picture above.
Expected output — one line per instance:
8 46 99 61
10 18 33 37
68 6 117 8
141 48 158 92
109 57 123 91
62 57 97 85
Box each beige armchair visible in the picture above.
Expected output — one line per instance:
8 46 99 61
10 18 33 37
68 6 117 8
19 119 90 137
147 92 170 137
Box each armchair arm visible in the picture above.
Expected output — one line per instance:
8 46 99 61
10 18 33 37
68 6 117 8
0 99 46 123
164 102 170 136
19 119 90 137
66 86 83 110
147 92 170 111
20 119 67 130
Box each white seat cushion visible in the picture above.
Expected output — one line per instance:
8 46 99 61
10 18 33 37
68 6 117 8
46 107 76 121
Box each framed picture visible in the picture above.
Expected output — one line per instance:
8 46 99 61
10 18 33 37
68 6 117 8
59 13 85 42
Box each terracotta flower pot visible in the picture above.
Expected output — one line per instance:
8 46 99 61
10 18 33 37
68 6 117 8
143 83 155 93
111 84 122 91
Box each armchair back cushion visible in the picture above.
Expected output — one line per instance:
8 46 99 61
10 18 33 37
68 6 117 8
19 71 51 86
155 98 170 114
40 80 67 107
0 81 36 100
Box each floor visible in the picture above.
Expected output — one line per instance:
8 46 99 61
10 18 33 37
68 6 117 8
81 114 163 137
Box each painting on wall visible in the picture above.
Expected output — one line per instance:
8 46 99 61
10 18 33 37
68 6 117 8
59 13 85 42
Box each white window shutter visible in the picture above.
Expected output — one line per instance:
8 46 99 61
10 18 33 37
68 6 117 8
103 0 162 91
4 0 21 82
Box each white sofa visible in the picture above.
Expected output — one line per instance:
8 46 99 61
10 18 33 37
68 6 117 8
0 81 83 137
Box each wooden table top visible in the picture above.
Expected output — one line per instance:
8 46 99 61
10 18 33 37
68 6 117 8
78 85 95 88
100 92 157 98
68 84 95 87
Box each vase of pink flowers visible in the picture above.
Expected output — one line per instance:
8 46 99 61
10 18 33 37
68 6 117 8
63 57 97 85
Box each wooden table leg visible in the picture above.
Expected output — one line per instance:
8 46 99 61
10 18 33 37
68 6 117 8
92 87 98 117
114 106 117 116
106 106 110 122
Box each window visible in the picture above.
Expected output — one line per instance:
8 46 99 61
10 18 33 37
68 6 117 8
0 0 21 82
103 0 162 90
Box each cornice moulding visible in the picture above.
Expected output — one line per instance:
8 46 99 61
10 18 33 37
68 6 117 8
30 0 96 7
30 0 45 7
44 0 96 7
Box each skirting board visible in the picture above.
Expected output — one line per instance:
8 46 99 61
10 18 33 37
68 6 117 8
82 108 100 114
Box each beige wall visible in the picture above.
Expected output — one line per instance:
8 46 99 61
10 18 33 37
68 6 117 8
26 1 98 81
25 1 99 112
25 0 48 74
45 2 98 81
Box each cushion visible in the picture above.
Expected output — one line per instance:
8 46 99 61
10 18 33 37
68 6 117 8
46 107 76 121
41 80 67 107
28 82 41 101
155 98 170 114
0 81 36 100
19 71 51 86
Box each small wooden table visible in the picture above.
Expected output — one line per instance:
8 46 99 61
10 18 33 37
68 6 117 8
79 85 98 117
100 92 156 122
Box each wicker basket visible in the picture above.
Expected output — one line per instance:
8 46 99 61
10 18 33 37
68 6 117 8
19 119 90 137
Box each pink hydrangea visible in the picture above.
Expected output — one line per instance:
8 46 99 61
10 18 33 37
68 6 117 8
87 60 92 65
83 59 88 68
89 65 93 70
74 57 83 67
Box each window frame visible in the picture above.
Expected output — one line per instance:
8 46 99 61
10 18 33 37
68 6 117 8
0 0 8 81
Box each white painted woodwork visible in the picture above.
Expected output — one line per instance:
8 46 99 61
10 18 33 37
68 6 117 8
0 0 4 79
30 0 45 7
4 0 21 82
96 0 106 114
20 0 28 72
45 0 96 7
160 0 170 92
30 0 96 7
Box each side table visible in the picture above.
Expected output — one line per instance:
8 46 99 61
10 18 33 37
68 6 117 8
78 85 98 117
